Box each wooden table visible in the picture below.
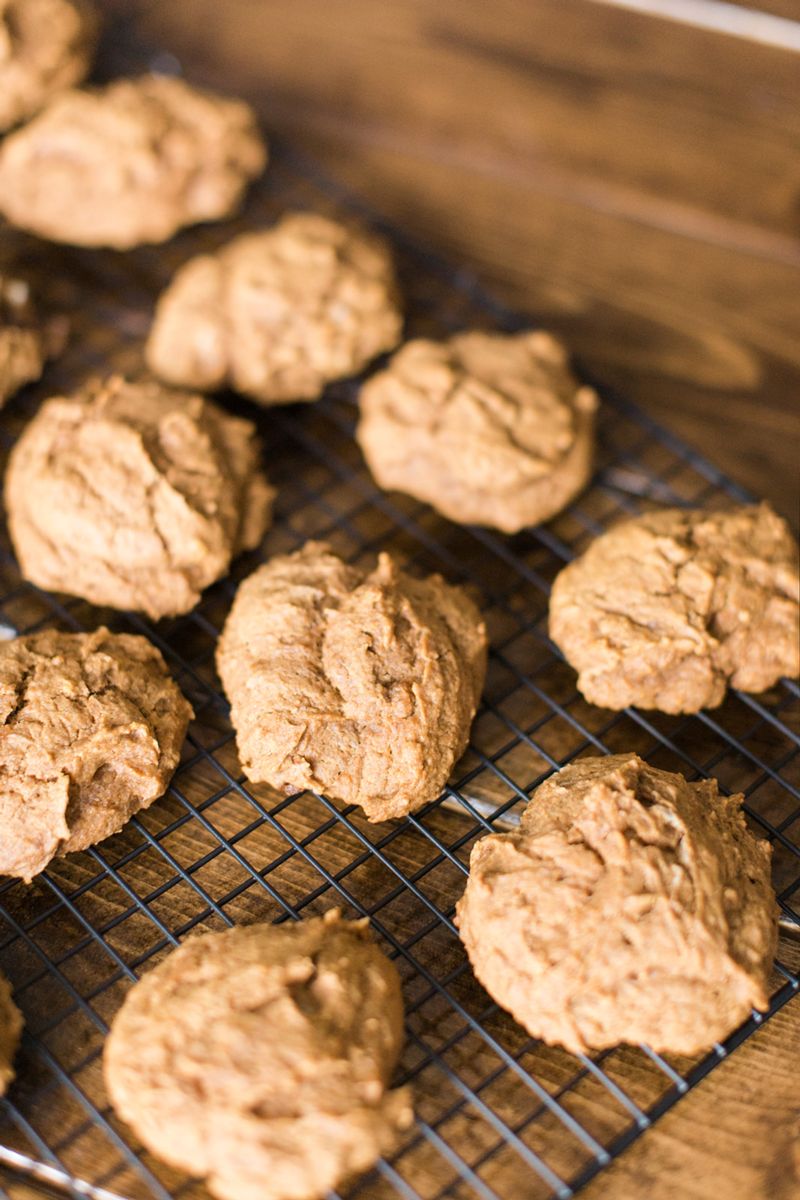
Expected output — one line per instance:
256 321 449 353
6 3 800 1198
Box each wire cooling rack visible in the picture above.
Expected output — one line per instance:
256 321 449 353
0 129 798 1200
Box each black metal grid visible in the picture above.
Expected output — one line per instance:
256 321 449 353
0 135 798 1200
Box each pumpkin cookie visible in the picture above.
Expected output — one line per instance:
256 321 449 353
5 375 274 619
457 754 778 1056
357 330 597 532
104 911 413 1200
0 627 192 882
147 213 402 404
549 503 800 713
0 273 66 407
0 0 97 132
0 74 265 247
217 541 487 820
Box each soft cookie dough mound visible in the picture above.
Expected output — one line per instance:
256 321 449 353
104 911 413 1200
6 375 274 618
0 627 192 882
217 541 487 820
457 754 778 1056
549 503 800 714
0 970 22 1095
0 74 265 247
0 0 97 132
357 330 598 533
146 212 402 404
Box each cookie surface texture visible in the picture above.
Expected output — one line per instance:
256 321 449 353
0 73 265 246
217 541 487 819
0 0 97 132
0 627 192 881
147 212 402 403
357 330 597 532
549 503 800 713
104 911 413 1200
0 273 64 406
456 753 778 1055
5 375 274 618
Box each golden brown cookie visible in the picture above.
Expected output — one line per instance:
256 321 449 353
0 627 192 882
549 503 800 714
0 273 66 407
0 74 265 247
0 970 22 1095
104 911 413 1200
357 330 597 533
0 0 97 132
5 375 274 619
217 541 487 820
146 213 402 404
456 754 778 1056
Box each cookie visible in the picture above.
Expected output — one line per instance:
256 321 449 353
217 541 487 820
146 213 402 404
5 375 274 619
456 754 777 1056
0 970 22 1095
0 0 97 132
0 627 192 882
104 911 413 1200
549 503 800 714
357 330 598 533
0 273 66 407
0 74 265 247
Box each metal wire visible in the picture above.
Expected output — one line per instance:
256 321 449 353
0 142 797 1200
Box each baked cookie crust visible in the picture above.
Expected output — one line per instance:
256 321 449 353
147 212 402 404
456 754 778 1055
5 375 274 619
217 541 487 819
104 911 413 1200
0 74 265 247
0 627 192 882
0 0 97 132
549 503 800 713
357 330 597 533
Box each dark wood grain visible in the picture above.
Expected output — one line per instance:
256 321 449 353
582 1002 800 1200
140 0 800 240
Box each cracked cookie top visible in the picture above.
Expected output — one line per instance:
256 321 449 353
146 212 402 404
357 329 597 532
5 375 274 618
0 73 266 247
0 626 192 881
104 911 413 1200
216 541 487 820
0 0 97 132
549 502 800 713
457 753 778 1055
